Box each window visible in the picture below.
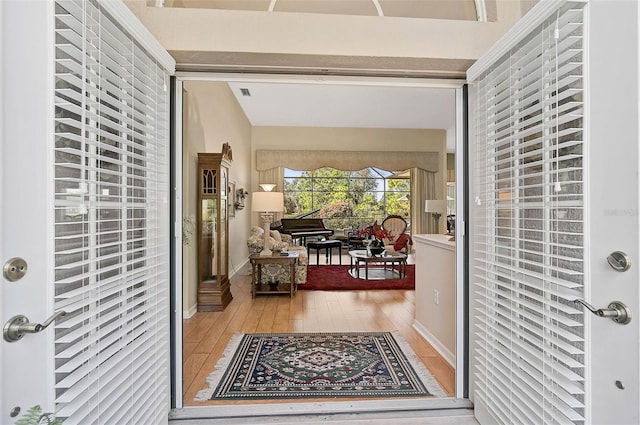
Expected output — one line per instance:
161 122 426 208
284 167 410 228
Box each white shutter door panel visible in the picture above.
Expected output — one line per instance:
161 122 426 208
469 2 586 424
53 0 172 423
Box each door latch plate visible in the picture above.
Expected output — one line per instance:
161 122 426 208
607 251 631 272
3 257 27 281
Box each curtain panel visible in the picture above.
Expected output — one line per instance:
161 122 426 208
410 168 436 234
257 150 440 173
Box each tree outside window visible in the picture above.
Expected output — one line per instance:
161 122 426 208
284 167 410 229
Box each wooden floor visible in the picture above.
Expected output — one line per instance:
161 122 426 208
183 254 455 405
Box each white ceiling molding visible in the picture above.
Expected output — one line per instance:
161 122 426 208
156 0 479 20
467 0 568 82
474 0 488 21
371 0 384 17
102 0 175 73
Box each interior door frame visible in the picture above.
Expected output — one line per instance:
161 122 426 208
170 72 468 414
0 0 5 412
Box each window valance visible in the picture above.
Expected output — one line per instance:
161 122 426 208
256 150 439 173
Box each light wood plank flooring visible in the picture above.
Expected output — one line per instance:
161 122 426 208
183 254 455 405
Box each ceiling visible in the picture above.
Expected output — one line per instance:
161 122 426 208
163 0 472 151
226 81 457 151
228 81 455 129
162 0 496 22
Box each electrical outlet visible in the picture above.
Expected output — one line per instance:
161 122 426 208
434 290 440 305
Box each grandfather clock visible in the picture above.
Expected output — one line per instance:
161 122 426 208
197 150 232 311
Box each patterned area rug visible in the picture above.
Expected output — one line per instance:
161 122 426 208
300 265 415 291
195 332 446 400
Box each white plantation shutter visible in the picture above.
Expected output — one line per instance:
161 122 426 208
53 0 174 423
469 2 586 424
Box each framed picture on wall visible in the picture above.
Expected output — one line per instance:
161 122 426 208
228 179 236 218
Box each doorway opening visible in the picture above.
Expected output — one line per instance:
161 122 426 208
172 73 467 417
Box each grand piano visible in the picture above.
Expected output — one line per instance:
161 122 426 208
276 217 333 245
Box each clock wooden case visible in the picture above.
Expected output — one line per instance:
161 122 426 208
197 151 232 311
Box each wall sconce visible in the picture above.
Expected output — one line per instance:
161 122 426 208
234 188 249 210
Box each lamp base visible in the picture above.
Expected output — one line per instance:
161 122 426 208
432 213 441 234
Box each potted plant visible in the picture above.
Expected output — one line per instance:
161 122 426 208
358 221 392 256
368 238 385 256
15 406 61 425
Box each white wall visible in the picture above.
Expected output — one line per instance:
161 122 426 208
125 0 523 66
413 235 456 367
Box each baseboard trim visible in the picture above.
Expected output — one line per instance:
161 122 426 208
230 256 250 278
183 257 251 319
183 305 197 319
412 320 456 368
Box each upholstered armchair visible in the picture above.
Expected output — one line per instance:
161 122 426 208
380 215 413 253
247 227 308 284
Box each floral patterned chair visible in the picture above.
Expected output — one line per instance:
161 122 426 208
247 226 308 284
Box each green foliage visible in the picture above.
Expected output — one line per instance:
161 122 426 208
284 167 410 221
15 406 62 425
352 193 382 220
345 169 378 206
386 178 410 217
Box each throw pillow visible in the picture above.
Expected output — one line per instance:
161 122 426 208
393 233 412 251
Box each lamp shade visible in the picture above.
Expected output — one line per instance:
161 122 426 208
424 200 446 213
251 192 284 212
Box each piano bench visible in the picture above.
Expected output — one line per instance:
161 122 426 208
307 240 343 265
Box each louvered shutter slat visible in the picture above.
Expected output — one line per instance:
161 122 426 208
52 0 172 422
470 3 586 424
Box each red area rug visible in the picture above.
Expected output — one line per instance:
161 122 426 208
299 265 415 291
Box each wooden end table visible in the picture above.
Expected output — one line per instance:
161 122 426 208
250 252 299 298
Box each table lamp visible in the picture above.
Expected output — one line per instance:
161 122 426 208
252 189 284 256
424 200 446 233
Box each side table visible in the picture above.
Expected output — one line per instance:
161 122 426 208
250 252 299 298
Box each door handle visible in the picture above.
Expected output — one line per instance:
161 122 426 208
3 311 67 342
573 299 631 325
